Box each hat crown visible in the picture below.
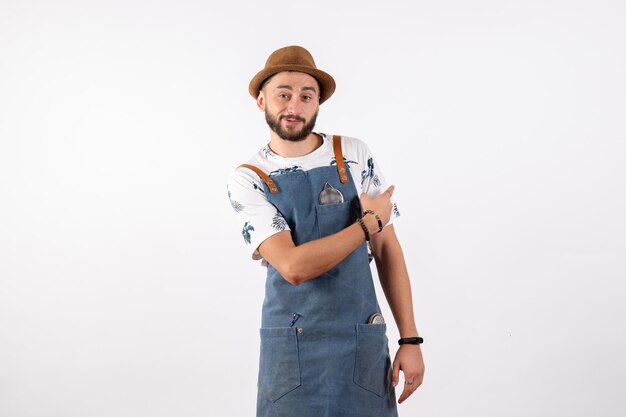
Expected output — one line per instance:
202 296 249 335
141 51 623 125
265 45 317 69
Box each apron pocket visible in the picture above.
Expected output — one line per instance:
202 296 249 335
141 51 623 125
259 327 301 402
316 200 358 238
353 323 390 397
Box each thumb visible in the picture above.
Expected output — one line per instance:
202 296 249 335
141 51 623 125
385 185 395 197
391 357 400 387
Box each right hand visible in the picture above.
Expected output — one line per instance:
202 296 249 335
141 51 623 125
359 185 395 228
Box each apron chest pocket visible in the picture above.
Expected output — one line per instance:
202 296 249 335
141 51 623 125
259 327 301 402
316 200 358 238
353 323 391 397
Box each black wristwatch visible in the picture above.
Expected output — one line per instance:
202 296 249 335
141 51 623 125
398 337 424 345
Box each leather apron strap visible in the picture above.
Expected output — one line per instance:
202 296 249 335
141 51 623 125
238 163 279 194
333 135 349 184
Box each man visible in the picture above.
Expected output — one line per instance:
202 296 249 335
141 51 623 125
227 45 424 417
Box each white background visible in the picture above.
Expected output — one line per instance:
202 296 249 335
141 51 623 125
1 1 625 416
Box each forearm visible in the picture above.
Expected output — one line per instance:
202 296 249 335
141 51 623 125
372 226 419 337
260 215 379 286
259 187 395 286
289 222 368 284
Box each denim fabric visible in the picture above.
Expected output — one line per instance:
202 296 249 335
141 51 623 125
256 163 398 417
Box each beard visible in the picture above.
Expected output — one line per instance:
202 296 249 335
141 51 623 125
265 110 318 142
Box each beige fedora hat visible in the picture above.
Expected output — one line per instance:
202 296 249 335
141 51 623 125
248 45 336 104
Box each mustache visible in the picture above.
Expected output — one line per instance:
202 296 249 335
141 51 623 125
279 115 306 122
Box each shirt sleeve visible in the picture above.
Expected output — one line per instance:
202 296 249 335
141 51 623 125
349 138 401 223
227 168 291 260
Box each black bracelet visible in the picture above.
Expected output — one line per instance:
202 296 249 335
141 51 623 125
398 337 424 345
356 218 371 241
362 210 383 233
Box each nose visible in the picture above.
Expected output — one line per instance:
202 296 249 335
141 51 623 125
286 96 302 114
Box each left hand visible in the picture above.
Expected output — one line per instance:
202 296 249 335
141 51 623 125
392 344 425 404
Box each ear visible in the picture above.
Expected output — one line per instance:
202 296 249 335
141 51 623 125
256 92 265 112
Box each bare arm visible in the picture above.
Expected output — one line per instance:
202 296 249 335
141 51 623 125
371 225 418 337
258 223 369 285
258 186 395 286
371 225 425 403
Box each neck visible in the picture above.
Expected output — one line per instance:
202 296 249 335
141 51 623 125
268 132 323 158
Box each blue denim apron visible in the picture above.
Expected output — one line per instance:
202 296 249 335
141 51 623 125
249 137 398 417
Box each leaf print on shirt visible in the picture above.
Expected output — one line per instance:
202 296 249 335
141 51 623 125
252 181 265 194
262 145 275 159
271 211 288 232
393 203 401 217
227 186 245 213
270 166 303 176
241 221 255 245
361 158 381 188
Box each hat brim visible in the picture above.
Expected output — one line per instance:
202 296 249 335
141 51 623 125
249 65 336 104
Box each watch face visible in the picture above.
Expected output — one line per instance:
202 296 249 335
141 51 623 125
319 182 344 205
367 312 385 324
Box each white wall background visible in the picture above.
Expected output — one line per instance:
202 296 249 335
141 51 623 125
1 1 625 416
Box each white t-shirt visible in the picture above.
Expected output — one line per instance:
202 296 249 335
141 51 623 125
227 133 400 260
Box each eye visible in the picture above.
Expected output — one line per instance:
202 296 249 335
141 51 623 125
278 93 290 100
302 95 312 101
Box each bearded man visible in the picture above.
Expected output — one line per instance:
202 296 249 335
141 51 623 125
227 45 425 417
